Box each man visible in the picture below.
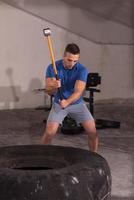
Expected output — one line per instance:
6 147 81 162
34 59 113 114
41 43 98 152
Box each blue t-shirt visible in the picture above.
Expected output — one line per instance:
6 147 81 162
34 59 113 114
46 59 88 105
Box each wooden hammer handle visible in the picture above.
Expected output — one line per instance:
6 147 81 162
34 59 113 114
46 35 58 76
43 29 63 100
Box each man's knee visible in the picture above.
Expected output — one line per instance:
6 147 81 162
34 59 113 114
82 120 97 139
87 129 98 140
45 122 59 137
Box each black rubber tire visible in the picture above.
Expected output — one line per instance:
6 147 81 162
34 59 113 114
96 119 120 129
61 125 83 134
0 145 111 200
61 116 83 134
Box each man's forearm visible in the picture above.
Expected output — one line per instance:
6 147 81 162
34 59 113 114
66 80 86 105
45 78 60 96
46 86 57 96
66 91 82 105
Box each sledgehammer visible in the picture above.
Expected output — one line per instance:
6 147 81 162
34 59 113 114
43 28 63 100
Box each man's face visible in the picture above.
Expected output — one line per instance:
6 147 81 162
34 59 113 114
63 52 80 69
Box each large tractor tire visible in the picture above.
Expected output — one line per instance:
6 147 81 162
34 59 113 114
0 145 111 200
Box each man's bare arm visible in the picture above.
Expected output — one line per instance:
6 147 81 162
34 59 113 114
67 80 86 104
45 77 60 96
60 80 86 108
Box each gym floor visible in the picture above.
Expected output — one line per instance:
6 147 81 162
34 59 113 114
0 99 134 200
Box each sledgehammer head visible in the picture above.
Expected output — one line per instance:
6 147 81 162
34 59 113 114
43 28 51 37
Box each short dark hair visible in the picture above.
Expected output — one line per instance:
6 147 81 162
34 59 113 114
64 43 80 55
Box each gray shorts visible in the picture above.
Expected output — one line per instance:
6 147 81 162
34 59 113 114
47 102 94 124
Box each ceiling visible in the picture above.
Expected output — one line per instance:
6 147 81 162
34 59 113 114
61 0 134 29
1 0 134 44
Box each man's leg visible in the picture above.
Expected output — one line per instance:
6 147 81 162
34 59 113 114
82 120 98 152
40 103 68 145
68 103 98 152
41 122 59 144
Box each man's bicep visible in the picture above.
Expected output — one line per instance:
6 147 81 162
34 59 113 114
74 80 86 93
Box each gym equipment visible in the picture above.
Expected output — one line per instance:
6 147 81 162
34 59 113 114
84 73 120 129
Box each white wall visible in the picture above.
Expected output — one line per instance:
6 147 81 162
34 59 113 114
99 45 134 99
0 1 134 109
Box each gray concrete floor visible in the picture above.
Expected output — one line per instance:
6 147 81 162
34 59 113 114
0 99 134 200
